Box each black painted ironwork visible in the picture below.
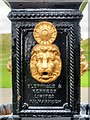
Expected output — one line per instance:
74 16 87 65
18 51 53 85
4 0 90 120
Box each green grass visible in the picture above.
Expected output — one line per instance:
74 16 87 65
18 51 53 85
81 71 90 87
0 33 12 88
1 66 12 88
0 34 89 88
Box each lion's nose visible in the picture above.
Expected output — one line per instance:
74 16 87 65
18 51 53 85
42 59 48 69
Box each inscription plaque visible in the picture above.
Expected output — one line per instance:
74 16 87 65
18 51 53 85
24 29 67 107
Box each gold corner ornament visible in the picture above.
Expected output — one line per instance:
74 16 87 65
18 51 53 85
33 21 57 45
80 48 88 76
30 21 62 83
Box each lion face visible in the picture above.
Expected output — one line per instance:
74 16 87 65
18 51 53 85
30 44 62 83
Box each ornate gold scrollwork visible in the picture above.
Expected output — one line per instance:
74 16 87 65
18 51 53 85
80 48 88 76
30 21 62 83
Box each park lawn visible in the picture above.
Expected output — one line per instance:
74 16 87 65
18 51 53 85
81 71 90 87
0 65 12 88
0 33 12 88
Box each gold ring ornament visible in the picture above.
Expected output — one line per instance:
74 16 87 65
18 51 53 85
33 21 57 45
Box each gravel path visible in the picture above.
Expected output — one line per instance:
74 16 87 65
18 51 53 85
0 88 12 105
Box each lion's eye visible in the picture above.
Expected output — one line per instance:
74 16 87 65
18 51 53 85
47 57 53 61
37 58 43 61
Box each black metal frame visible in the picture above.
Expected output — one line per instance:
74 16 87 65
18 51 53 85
8 9 82 117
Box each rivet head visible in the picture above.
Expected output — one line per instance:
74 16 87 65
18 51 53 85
55 14 58 17
46 13 49 17
41 14 44 17
31 14 35 17
37 13 40 17
51 13 54 17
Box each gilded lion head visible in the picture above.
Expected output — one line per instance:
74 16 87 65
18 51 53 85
30 44 62 83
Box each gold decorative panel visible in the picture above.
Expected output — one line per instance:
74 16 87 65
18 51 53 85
30 21 62 83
